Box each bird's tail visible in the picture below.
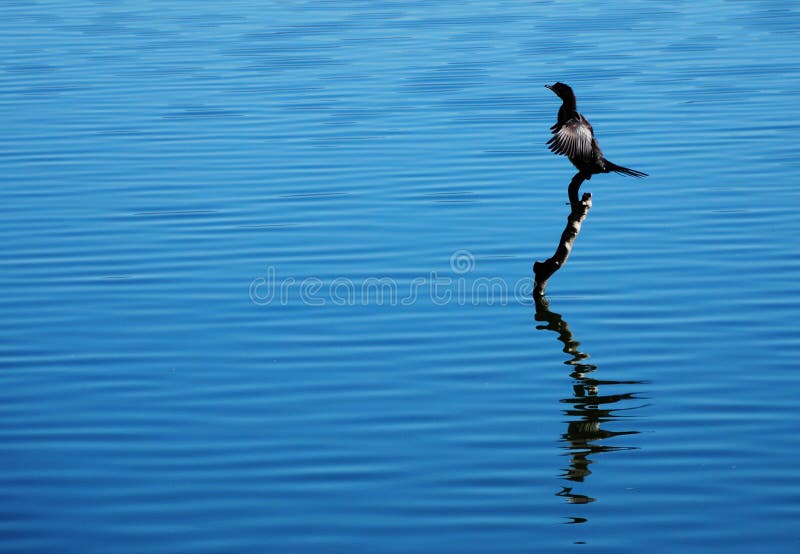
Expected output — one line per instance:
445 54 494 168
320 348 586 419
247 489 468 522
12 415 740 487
605 160 648 178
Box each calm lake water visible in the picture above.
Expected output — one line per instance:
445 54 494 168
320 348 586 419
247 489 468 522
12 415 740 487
2 1 800 552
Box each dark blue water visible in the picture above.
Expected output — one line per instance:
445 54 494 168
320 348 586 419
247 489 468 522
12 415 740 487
2 1 800 552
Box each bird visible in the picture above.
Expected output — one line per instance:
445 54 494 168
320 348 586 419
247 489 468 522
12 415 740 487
545 82 647 181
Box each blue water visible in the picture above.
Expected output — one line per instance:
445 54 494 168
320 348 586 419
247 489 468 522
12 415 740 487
2 1 800 552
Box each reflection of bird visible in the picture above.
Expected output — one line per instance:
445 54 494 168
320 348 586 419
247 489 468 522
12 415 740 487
545 82 647 180
533 294 644 512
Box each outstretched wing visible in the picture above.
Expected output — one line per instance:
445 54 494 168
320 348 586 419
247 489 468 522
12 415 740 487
547 115 594 162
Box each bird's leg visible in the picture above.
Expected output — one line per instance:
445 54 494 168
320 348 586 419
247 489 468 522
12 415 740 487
567 172 588 206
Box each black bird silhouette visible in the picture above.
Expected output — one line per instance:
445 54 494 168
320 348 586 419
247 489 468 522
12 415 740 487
545 82 647 180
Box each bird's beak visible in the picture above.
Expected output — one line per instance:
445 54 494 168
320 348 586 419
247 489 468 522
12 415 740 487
544 84 552 90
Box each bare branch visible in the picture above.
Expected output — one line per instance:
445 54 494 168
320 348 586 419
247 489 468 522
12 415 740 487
533 173 592 295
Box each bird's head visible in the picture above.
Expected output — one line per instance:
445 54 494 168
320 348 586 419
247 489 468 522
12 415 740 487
545 82 574 100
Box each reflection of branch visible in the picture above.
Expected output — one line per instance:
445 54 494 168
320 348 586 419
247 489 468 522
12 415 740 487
534 293 595 372
534 294 643 510
533 173 591 295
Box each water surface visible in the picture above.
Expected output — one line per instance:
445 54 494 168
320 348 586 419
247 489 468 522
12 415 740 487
2 1 800 552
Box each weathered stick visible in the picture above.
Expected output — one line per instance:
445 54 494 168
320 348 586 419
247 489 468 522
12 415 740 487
533 173 592 296
533 293 642 504
566 171 586 207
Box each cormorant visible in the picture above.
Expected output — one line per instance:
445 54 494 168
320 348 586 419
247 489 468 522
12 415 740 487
545 82 647 180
